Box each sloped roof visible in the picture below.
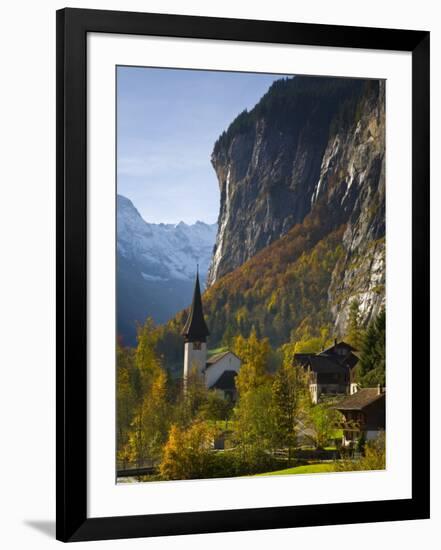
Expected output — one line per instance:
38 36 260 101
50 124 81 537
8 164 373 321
308 355 349 374
294 352 349 373
319 351 359 369
206 350 240 369
209 370 237 391
294 345 359 370
181 272 210 342
335 388 385 411
320 341 356 355
293 353 315 366
206 351 231 366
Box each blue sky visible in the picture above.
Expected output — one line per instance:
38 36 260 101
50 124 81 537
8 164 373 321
117 67 290 224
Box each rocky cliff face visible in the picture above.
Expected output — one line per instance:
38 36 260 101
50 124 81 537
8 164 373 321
323 83 386 333
207 76 385 334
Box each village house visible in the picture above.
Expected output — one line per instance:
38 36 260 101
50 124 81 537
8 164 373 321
294 340 359 403
182 270 241 399
334 386 386 447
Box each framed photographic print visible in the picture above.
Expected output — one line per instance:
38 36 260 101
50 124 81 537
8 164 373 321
56 8 430 542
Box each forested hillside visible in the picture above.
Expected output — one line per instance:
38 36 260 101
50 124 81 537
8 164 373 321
150 76 385 370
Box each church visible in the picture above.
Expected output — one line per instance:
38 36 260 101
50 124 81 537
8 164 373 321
181 271 241 400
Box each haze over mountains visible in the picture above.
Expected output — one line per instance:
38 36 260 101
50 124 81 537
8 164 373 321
117 195 216 345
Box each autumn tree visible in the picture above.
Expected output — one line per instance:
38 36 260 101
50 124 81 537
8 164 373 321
335 432 385 471
116 345 138 459
177 365 209 426
271 356 309 461
135 318 162 392
121 368 170 467
346 299 365 350
233 382 276 468
142 369 170 459
292 326 333 354
233 329 271 395
159 421 216 480
361 432 386 470
118 319 172 468
198 390 233 423
305 403 342 449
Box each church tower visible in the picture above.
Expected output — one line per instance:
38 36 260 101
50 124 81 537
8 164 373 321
182 269 210 388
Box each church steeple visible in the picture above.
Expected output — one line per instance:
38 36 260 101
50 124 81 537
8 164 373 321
182 268 210 343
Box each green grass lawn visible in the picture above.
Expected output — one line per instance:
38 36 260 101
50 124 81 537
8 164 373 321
255 463 336 476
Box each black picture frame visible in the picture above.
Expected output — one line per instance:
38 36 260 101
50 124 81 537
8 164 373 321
56 7 430 543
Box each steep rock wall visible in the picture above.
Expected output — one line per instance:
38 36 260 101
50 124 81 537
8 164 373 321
207 76 385 334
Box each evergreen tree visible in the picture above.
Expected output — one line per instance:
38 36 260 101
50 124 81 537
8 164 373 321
221 322 235 348
346 299 365 350
271 361 308 460
359 309 386 386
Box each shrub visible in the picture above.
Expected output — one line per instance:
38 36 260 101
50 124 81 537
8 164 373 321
159 421 216 480
335 432 385 472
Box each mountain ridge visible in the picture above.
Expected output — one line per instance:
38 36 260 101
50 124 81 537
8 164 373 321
117 194 217 345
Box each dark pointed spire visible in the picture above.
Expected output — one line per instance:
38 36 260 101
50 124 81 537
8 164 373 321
182 270 210 343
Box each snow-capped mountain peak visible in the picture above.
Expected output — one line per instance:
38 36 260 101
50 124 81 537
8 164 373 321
117 194 217 283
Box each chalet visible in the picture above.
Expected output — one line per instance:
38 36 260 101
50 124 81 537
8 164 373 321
335 386 386 447
182 270 241 399
294 340 359 403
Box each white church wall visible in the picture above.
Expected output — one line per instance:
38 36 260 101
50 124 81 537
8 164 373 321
184 341 207 379
205 353 241 388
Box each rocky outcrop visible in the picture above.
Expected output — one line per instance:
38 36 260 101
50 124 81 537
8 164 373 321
330 238 385 334
323 82 386 333
298 79 387 333
207 76 385 334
